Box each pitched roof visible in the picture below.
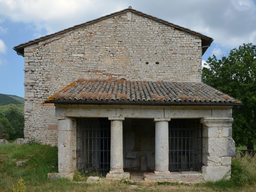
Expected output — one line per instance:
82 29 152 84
46 79 242 106
14 7 213 56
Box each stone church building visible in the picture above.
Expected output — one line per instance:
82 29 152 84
14 7 241 182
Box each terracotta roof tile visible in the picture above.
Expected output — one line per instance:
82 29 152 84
46 79 242 106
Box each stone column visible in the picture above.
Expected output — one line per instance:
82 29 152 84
58 118 73 175
106 117 129 179
154 118 171 174
201 118 235 181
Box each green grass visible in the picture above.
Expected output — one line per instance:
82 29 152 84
1 143 256 192
0 143 58 191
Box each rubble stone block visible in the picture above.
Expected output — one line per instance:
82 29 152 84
222 128 232 137
206 155 220 165
16 159 28 166
202 166 231 181
47 173 61 180
47 173 74 180
0 139 8 144
86 176 100 184
14 138 27 144
208 138 236 157
207 128 219 138
221 157 231 166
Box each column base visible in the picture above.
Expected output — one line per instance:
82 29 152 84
109 169 124 174
106 172 130 180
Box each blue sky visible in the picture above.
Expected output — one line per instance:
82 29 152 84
0 0 256 98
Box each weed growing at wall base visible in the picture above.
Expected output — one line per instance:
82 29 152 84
13 178 26 192
205 154 256 189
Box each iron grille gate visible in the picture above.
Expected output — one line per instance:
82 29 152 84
76 118 110 176
169 119 203 172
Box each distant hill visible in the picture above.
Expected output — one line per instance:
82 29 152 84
8 94 24 104
0 93 24 106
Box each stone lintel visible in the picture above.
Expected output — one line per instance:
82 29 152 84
108 116 125 121
201 118 233 127
154 118 171 122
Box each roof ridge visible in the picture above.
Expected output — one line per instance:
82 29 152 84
13 7 213 56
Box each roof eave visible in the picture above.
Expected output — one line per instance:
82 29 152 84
45 100 243 107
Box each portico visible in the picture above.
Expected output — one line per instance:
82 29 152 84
56 104 236 182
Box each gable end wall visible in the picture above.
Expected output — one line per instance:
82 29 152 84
23 12 202 145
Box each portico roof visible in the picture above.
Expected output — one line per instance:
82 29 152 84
45 78 242 106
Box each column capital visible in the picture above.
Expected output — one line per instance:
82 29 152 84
154 118 171 122
108 116 125 121
201 118 233 127
58 118 72 131
58 116 66 120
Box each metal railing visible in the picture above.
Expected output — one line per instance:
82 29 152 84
238 150 256 157
169 119 203 172
76 118 110 176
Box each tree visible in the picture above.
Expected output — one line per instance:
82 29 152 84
0 111 4 119
202 43 256 149
0 118 15 139
3 105 24 139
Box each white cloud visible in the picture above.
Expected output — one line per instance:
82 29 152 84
0 0 255 48
231 0 254 11
0 26 7 34
202 60 209 69
0 0 127 34
212 48 223 57
0 39 7 53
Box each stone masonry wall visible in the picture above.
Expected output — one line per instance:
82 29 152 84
201 118 235 181
23 11 202 145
